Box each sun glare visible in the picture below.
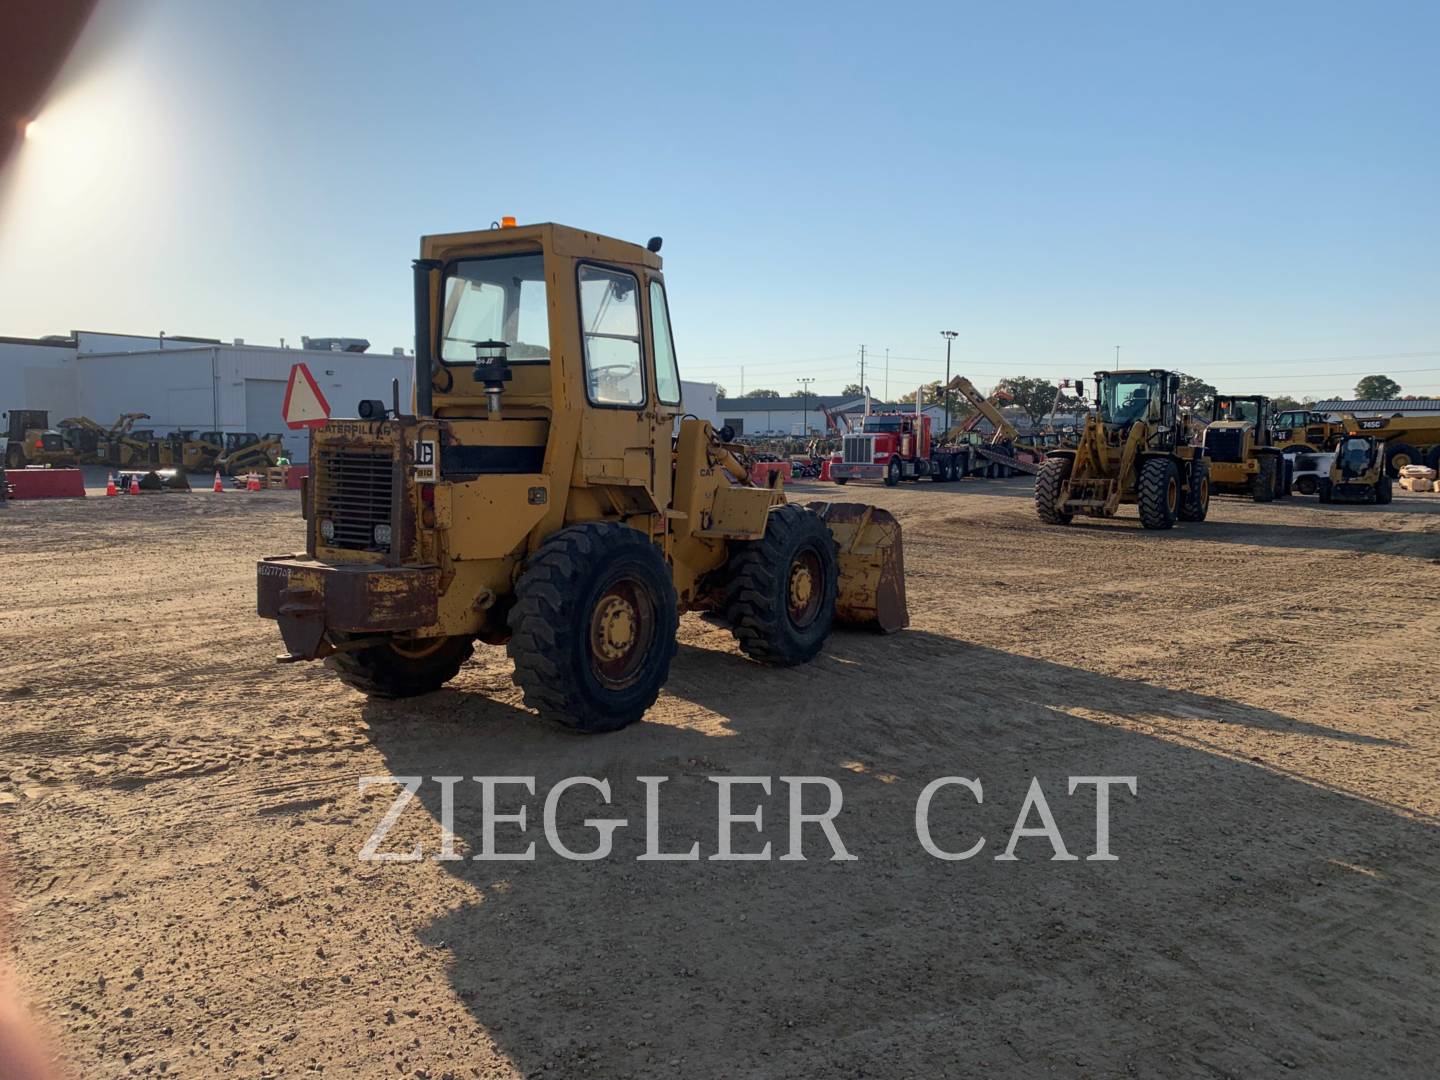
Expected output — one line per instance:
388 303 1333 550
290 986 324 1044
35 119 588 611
23 118 40 140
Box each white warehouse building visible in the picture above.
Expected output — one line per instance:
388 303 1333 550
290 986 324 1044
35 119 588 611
2 329 722 464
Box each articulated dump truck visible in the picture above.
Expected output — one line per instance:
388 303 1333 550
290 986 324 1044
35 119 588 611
257 222 907 732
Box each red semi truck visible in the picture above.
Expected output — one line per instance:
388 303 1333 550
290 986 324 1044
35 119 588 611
830 411 973 486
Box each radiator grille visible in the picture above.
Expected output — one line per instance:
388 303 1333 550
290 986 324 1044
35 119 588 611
314 450 394 552
1204 427 1245 464
842 434 875 464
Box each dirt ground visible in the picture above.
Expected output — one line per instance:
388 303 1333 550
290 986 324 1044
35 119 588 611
2 475 1438 1078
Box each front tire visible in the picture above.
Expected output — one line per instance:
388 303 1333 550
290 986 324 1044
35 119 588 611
1318 479 1333 503
1138 457 1180 530
833 477 848 485
1376 476 1393 504
507 523 678 733
326 635 474 699
1034 457 1073 525
723 504 838 666
884 459 900 487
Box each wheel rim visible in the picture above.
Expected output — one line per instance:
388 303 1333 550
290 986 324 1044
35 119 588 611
1199 476 1210 507
588 578 655 690
389 637 450 660
1393 452 1413 470
1166 475 1178 512
787 548 824 629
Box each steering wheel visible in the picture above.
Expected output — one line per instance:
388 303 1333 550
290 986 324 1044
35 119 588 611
592 364 637 381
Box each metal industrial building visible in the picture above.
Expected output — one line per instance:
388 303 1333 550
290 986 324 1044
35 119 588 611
1311 398 1440 415
2 329 722 463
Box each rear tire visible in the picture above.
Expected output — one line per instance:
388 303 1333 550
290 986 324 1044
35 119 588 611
1295 476 1317 496
724 504 838 666
327 635 474 699
1250 456 1278 502
1426 446 1440 472
1178 459 1210 522
1138 457 1180 530
1034 457 1073 525
507 523 678 733
833 477 848 485
1376 476 1393 504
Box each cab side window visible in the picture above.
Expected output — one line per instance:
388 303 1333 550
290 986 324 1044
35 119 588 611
649 280 682 406
578 265 645 407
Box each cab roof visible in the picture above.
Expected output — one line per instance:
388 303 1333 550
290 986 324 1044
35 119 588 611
419 222 662 271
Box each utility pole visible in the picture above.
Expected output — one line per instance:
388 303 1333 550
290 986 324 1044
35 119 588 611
797 377 815 435
1114 345 1120 371
884 347 890 401
940 330 958 433
858 345 866 400
740 365 745 397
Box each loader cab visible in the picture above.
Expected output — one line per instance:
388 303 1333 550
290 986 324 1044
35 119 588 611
1211 396 1274 446
419 222 685 529
1334 435 1381 481
1094 370 1182 447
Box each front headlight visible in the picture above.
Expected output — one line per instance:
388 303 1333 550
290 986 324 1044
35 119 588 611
319 519 335 542
373 524 392 547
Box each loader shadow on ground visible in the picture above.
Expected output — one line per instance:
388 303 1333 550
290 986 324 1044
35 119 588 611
1055 511 1440 559
364 631 1438 1079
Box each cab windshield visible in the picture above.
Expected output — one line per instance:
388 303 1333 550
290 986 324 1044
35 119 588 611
1098 375 1160 425
440 253 550 364
862 417 905 432
1214 398 1260 424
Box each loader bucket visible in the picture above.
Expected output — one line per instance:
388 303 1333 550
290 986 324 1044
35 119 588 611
806 501 909 633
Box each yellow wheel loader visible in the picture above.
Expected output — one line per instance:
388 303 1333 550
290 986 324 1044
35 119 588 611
1201 395 1290 502
1034 369 1209 529
157 430 225 472
1318 435 1392 504
3 410 78 468
255 222 907 732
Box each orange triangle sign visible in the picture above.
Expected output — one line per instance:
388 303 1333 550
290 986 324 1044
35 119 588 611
283 363 331 430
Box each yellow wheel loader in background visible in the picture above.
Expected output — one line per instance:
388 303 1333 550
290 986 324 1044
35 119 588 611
1034 369 1209 529
256 222 906 732
3 410 78 468
1201 395 1290 502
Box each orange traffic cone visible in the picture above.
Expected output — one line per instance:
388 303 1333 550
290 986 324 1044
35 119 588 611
213 470 224 493
105 473 118 497
128 475 140 495
246 473 261 492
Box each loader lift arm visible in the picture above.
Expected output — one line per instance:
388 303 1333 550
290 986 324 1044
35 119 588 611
944 376 1022 445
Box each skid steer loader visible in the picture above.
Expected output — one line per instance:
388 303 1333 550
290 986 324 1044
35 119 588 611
1034 369 1209 529
256 222 907 732
1318 435 1392 504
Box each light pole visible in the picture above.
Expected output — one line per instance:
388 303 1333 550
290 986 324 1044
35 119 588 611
797 377 814 435
940 330 958 432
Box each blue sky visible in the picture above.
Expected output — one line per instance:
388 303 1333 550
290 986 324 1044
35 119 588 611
2 0 1437 400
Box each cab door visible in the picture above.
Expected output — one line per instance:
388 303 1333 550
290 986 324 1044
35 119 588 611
576 263 655 491
644 276 685 514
